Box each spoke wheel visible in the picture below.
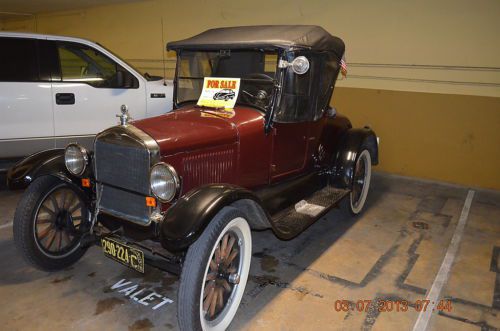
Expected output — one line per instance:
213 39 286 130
13 176 90 271
349 149 372 214
202 231 241 321
34 187 85 258
178 207 251 331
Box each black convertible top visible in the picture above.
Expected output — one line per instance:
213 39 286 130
167 25 344 55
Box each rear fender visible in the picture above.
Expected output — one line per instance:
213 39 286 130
332 127 378 188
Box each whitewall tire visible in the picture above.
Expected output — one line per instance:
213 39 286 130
346 149 372 215
178 207 252 331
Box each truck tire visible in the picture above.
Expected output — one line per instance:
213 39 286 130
13 175 90 271
178 207 252 331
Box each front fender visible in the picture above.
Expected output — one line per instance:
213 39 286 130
332 127 379 188
160 184 261 251
7 149 76 190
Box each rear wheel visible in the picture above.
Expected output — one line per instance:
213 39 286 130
178 207 252 331
13 176 90 271
344 148 372 215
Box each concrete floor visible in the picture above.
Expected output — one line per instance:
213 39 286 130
0 173 499 331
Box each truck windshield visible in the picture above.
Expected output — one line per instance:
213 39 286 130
176 50 278 111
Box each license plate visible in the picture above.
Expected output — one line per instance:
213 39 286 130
101 237 145 273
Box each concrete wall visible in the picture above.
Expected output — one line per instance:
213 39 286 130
2 0 500 189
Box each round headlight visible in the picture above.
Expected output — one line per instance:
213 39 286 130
64 144 88 176
291 56 310 75
150 163 179 202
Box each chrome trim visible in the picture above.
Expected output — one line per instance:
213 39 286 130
64 143 89 176
150 162 181 203
126 124 161 165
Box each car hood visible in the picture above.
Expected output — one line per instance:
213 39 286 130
132 106 264 156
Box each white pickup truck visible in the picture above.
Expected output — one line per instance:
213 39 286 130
0 32 173 171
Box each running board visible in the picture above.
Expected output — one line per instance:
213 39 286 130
271 186 349 240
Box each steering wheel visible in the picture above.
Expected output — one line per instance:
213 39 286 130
241 73 274 107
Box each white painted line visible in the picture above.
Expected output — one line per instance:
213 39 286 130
0 222 13 230
412 189 475 331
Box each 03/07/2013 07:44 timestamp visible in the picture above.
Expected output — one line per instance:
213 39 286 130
334 299 452 313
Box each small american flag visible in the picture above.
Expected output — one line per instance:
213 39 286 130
340 53 347 78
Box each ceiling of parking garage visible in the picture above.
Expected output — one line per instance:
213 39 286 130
0 0 143 17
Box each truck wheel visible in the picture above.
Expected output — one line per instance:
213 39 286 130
178 207 252 331
344 148 372 215
13 175 90 271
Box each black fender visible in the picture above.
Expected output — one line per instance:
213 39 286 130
332 127 379 188
7 149 79 190
160 184 264 251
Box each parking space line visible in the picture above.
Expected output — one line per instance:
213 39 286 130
412 189 475 331
0 222 13 230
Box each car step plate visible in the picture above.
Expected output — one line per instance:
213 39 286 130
101 237 145 273
295 200 326 217
272 186 349 239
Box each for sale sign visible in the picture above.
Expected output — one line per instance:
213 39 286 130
197 77 241 109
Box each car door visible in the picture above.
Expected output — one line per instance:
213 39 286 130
270 63 316 182
0 37 55 161
50 40 146 151
271 122 309 181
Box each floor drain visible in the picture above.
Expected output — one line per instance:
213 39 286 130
412 221 429 229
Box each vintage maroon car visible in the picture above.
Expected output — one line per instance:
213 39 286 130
8 25 378 330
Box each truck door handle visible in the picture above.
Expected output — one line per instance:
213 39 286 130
55 93 75 105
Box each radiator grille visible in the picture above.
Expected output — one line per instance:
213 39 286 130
99 185 150 224
94 137 150 195
182 149 235 188
94 127 156 226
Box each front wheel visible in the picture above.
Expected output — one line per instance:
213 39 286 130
178 207 252 331
13 176 90 271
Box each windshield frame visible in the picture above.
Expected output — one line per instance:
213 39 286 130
172 49 283 113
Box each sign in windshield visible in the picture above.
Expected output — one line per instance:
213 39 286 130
197 77 240 109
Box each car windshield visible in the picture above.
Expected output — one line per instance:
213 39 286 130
176 50 278 111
